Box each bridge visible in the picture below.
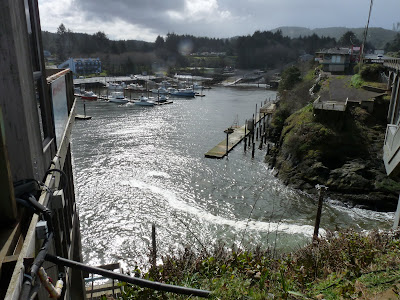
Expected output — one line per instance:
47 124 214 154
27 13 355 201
381 58 400 177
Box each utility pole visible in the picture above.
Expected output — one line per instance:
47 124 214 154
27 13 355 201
360 0 374 70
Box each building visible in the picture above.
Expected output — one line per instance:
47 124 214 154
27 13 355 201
58 57 102 75
315 48 352 73
0 0 86 298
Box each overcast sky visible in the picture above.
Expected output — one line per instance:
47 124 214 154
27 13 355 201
38 0 400 42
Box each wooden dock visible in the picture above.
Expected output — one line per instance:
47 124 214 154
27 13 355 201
205 102 276 159
205 125 249 158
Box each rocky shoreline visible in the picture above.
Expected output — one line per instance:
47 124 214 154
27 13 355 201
265 96 400 212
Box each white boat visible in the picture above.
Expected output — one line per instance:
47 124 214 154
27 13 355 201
189 83 204 90
81 91 98 101
107 82 126 90
151 87 169 94
170 88 196 97
134 95 154 106
127 83 145 91
156 94 169 103
108 92 129 104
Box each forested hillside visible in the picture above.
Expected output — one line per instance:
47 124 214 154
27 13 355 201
44 24 389 76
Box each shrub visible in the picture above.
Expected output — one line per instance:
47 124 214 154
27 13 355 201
359 63 385 82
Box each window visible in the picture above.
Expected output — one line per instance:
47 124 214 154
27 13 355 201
24 0 55 150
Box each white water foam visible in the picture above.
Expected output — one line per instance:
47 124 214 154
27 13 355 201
121 179 322 237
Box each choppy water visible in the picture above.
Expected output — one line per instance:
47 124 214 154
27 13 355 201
71 87 393 270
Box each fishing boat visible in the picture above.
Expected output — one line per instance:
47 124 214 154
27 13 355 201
80 91 98 101
134 95 154 106
169 88 196 97
108 92 129 104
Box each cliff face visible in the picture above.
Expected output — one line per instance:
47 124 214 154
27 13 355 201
266 100 400 211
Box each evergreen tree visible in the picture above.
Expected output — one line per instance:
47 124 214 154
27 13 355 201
56 23 67 61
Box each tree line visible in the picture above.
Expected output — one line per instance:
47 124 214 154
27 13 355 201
42 24 400 76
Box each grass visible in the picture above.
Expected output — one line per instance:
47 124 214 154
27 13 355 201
112 230 400 299
350 74 365 89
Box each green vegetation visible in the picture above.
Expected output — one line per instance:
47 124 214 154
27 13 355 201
350 74 365 89
278 66 302 92
114 231 400 299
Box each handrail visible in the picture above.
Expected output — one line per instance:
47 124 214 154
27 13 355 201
46 254 212 298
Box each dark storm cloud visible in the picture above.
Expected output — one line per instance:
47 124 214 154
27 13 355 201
73 0 186 33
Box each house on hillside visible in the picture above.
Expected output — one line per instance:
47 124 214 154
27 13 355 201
58 57 102 75
315 48 351 73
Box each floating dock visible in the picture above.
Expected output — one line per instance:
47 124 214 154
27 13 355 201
205 102 276 159
205 125 249 158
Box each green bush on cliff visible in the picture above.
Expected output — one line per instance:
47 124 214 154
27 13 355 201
360 63 385 81
118 231 400 299
278 66 302 93
280 104 334 163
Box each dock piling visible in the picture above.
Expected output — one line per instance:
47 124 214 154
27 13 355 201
252 142 255 158
151 224 157 269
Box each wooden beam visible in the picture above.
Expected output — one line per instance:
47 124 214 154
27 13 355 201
0 108 17 224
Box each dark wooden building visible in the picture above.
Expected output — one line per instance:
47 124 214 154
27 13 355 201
0 0 86 298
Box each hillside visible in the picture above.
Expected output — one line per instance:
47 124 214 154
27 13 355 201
272 26 398 49
265 71 400 211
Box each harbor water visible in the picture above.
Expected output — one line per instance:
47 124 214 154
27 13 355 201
71 86 393 270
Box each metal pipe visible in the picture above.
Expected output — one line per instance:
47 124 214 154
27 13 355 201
45 254 211 298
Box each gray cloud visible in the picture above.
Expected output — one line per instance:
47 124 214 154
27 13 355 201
39 0 400 42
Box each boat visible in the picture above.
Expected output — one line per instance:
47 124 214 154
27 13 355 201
108 92 129 104
169 88 196 97
80 91 98 101
189 83 204 90
151 87 169 94
127 83 145 91
107 82 125 90
156 94 169 103
134 95 154 106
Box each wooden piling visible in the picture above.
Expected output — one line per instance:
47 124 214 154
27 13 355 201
226 131 229 158
151 223 157 269
313 185 328 243
256 127 259 141
252 142 255 158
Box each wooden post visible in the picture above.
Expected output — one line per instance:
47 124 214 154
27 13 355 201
151 223 157 269
226 131 229 158
256 126 259 141
244 137 247 152
313 185 328 242
393 194 400 230
252 142 255 158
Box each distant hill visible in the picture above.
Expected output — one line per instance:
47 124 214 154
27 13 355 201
271 26 397 49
